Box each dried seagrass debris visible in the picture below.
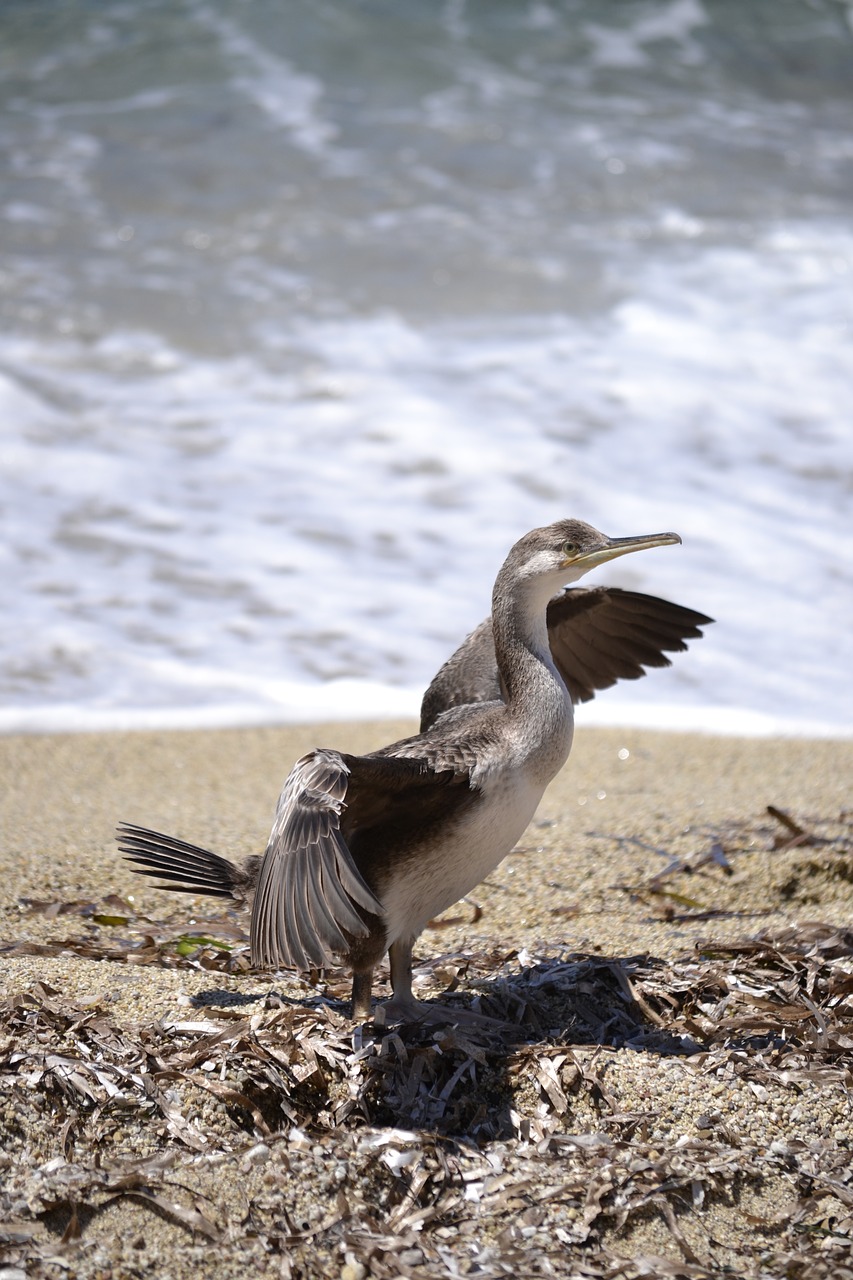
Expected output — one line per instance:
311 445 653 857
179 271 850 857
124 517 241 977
1 895 252 976
766 806 832 852
1 858 852 1278
585 807 852 927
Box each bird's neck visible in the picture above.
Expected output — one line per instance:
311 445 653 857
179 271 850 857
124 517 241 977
491 569 573 764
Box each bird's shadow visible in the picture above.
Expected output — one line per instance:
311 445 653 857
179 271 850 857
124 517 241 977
471 952 702 1054
185 950 704 1140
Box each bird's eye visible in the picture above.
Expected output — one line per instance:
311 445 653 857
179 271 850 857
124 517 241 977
562 540 578 556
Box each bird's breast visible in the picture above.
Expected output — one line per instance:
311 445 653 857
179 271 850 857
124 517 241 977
379 764 553 947
379 671 574 948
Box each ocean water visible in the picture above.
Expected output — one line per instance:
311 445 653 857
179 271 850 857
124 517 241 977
2 0 852 736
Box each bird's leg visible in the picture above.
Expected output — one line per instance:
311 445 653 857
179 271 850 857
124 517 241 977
389 937 416 1007
350 968 374 1022
371 937 434 1023
377 939 504 1027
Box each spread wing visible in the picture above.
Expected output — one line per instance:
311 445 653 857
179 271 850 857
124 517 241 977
546 587 712 703
420 587 713 730
250 748 470 971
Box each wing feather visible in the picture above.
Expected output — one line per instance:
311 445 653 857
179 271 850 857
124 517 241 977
547 588 712 702
419 588 713 727
251 750 381 971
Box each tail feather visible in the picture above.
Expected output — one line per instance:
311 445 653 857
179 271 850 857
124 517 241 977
116 822 252 901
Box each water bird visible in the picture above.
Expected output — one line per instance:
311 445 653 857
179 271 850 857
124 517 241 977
117 519 711 1022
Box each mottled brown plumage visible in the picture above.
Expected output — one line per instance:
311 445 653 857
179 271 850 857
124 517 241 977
118 519 710 1022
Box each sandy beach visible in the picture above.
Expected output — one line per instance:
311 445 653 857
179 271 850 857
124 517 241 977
2 721 852 1278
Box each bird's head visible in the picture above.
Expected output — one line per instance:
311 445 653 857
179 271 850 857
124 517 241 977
502 519 682 601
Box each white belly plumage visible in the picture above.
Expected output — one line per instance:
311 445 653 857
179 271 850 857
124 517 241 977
380 768 549 945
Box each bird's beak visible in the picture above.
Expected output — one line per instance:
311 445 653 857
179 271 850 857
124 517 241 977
568 531 682 570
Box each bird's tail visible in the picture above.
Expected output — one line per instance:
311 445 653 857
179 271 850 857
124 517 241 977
116 822 248 900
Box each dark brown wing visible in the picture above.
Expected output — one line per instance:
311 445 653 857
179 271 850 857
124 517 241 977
250 748 472 972
546 588 712 703
419 588 713 729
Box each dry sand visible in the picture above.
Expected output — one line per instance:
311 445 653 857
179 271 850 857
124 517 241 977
1 722 851 1279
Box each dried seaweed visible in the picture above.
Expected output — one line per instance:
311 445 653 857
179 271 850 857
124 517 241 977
596 807 853 925
2 913 852 1278
1 808 852 1277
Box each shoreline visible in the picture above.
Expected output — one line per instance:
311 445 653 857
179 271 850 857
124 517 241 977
2 722 851 1278
2 699 851 740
